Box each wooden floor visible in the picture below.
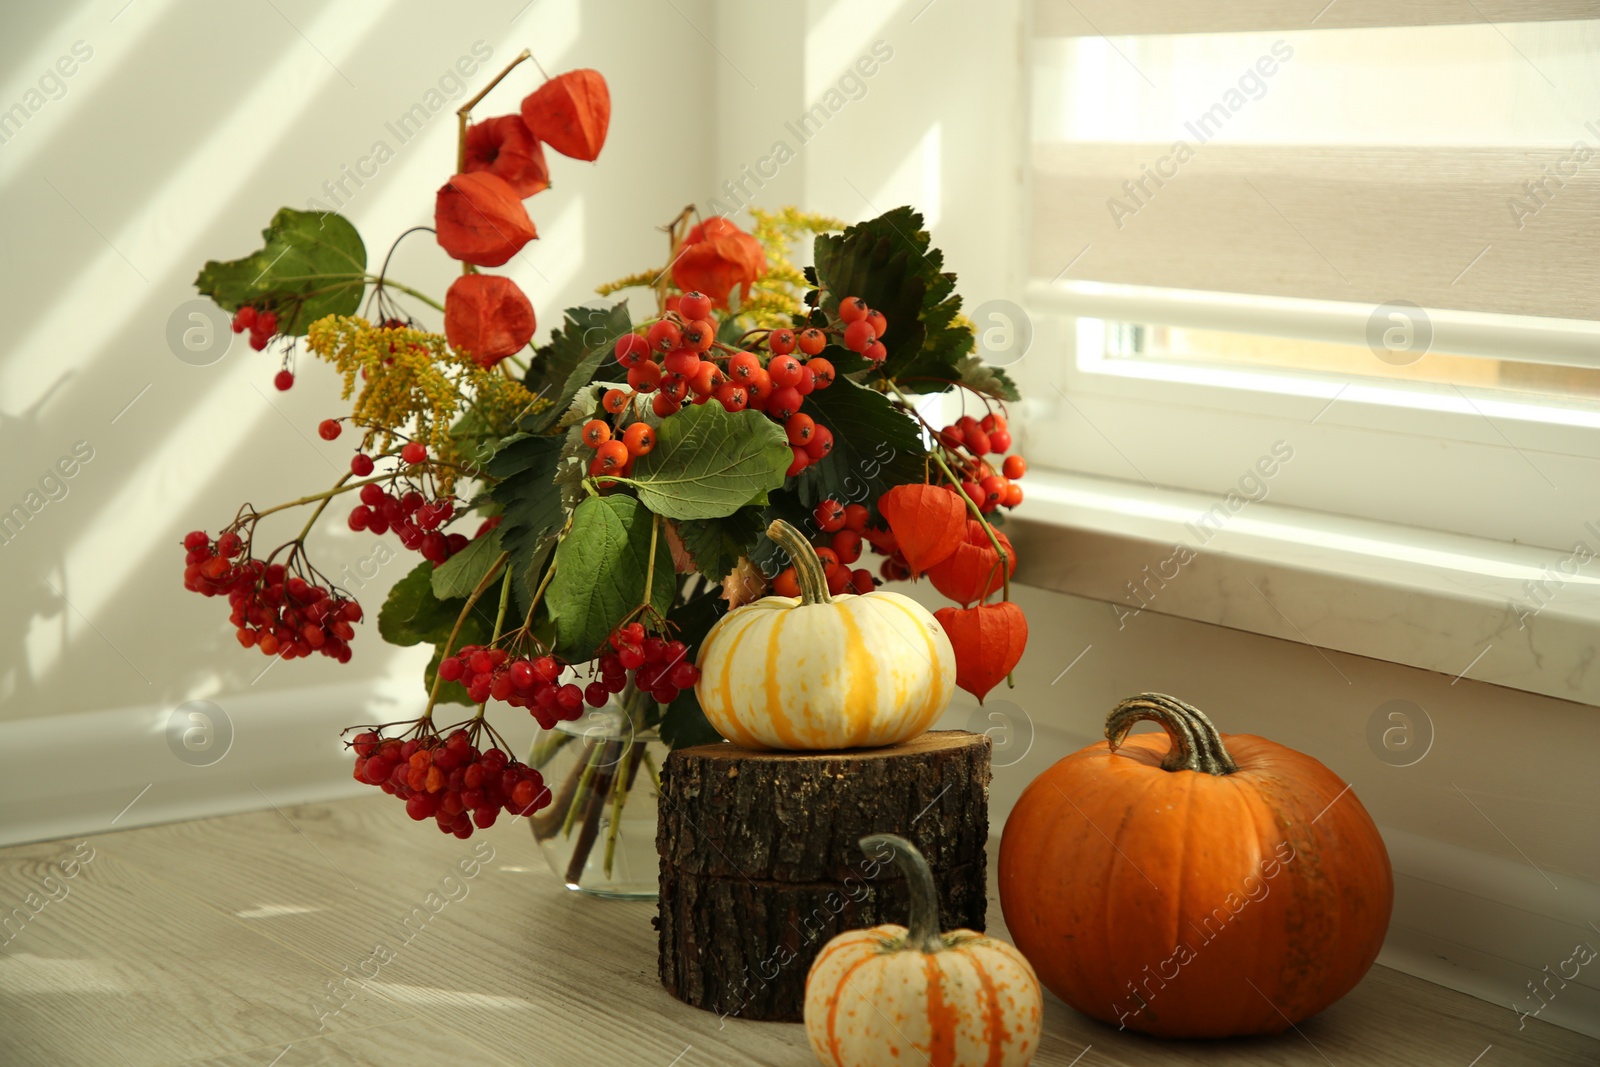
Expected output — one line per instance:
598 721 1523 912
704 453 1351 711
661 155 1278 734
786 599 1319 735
1 796 1594 1066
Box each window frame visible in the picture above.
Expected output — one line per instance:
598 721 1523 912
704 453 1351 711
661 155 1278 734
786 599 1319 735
1014 282 1600 551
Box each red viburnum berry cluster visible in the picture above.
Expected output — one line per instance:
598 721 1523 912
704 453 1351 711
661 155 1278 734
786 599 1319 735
579 415 654 479
857 415 1030 585
342 442 504 568
347 478 467 564
438 646 584 729
181 529 361 661
860 409 1028 586
350 727 550 838
231 305 279 352
231 305 296 391
436 621 702 729
768 499 878 597
936 411 1027 513
598 622 700 705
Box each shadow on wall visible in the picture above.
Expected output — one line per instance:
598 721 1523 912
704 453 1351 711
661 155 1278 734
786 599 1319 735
0 375 76 710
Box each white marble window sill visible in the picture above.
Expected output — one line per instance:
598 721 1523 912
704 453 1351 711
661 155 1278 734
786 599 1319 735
1005 469 1600 708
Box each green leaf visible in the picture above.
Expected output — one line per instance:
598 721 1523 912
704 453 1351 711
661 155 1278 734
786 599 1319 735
953 354 1020 403
486 432 568 617
545 495 674 659
795 376 927 517
659 688 725 749
430 527 504 600
716 312 747 348
818 343 873 379
382 560 501 647
194 208 367 334
379 560 496 705
656 588 734 747
523 302 632 430
448 409 504 482
488 434 564 527
551 421 593 516
378 561 441 647
810 206 974 389
676 506 765 583
628 403 791 521
555 385 603 431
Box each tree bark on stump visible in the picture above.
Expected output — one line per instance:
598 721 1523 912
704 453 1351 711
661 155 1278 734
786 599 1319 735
656 730 991 1022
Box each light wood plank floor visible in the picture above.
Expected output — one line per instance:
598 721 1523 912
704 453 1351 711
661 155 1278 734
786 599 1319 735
1 795 1594 1066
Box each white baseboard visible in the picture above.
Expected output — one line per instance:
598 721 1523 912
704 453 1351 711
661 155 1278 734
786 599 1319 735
1377 825 1600 1039
2 681 384 848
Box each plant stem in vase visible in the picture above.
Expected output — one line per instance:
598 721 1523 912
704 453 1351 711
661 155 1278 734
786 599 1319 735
531 693 665 898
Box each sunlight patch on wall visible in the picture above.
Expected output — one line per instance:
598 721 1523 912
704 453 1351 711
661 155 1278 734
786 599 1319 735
804 0 901 99
871 120 941 229
505 0 581 71
0 0 401 409
514 194 586 317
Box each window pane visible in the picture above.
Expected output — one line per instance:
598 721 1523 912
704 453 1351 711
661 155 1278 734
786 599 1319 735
1106 322 1600 400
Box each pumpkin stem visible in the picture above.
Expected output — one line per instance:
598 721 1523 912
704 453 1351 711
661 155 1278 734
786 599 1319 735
766 519 832 606
860 833 944 954
1106 693 1239 776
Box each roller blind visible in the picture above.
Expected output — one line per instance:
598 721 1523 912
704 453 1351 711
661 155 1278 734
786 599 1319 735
1033 1 1600 36
1030 10 1600 321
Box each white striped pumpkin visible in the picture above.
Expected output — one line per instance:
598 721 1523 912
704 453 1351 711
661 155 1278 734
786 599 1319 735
805 834 1043 1067
695 521 955 750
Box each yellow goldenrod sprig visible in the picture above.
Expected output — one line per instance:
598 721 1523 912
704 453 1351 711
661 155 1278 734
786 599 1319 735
306 315 546 494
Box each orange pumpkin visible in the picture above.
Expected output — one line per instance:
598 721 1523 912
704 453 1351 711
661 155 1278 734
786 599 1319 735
998 694 1392 1038
805 834 1042 1066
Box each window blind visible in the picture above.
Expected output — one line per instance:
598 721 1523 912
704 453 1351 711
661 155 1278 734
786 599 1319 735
1030 8 1600 321
1033 1 1600 37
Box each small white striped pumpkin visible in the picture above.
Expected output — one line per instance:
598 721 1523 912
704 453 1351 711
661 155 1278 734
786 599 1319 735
695 521 955 750
805 834 1043 1067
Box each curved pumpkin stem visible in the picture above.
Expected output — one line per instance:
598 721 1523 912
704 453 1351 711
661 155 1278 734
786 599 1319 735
860 833 944 954
766 519 832 606
1106 693 1238 776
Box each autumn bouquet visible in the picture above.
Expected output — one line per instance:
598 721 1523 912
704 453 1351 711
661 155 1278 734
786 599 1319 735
179 54 1031 860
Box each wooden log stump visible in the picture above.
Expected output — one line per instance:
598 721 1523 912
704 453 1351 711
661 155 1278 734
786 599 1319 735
656 730 990 1022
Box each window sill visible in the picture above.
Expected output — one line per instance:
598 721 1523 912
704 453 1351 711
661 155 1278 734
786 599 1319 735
1006 469 1600 708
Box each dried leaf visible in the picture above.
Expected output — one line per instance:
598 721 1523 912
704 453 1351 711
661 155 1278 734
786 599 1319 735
720 557 768 610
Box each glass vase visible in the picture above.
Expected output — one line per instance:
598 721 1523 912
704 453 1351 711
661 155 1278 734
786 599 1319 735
529 704 664 899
